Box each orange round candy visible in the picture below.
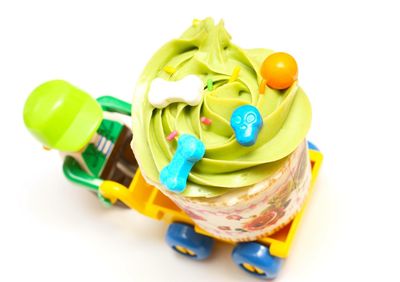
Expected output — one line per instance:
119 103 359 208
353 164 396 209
261 52 298 90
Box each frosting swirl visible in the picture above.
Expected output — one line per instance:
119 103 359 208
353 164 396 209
131 18 312 197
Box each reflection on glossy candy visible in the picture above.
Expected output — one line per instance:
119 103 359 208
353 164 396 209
160 134 205 193
230 105 263 146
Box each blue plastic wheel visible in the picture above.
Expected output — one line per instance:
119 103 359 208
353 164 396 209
307 140 320 152
166 223 214 260
232 242 283 280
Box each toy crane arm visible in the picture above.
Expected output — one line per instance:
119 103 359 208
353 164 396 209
96 96 132 116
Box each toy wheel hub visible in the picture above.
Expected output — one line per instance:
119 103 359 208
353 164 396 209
174 245 196 257
241 263 266 276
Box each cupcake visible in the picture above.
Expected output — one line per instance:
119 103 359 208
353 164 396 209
131 18 312 242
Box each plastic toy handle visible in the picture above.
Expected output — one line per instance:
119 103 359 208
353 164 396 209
99 180 128 205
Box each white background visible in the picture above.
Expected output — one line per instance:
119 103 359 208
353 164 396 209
1 0 400 281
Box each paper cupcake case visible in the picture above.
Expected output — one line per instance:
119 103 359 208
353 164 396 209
151 140 311 242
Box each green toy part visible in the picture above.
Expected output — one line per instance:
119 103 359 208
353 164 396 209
81 119 124 176
63 156 112 207
63 156 102 190
23 80 103 152
24 79 133 207
97 96 132 116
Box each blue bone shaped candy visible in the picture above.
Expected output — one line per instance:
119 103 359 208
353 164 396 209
160 134 205 193
230 105 263 146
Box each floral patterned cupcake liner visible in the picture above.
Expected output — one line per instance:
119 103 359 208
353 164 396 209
158 140 311 242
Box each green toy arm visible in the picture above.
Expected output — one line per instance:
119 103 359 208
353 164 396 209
62 156 112 207
63 156 102 191
96 96 132 116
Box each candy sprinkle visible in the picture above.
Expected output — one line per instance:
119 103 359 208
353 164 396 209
259 80 266 94
163 66 176 75
228 66 241 83
201 116 212 125
207 79 213 91
167 130 178 141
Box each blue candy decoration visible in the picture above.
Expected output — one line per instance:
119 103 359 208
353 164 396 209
230 105 263 146
160 134 205 193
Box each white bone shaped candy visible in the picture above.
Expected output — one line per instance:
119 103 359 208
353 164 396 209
148 75 204 108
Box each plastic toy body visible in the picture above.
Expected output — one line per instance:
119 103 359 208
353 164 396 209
160 134 205 193
24 80 137 206
100 143 323 279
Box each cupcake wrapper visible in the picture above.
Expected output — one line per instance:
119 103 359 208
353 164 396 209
147 140 311 242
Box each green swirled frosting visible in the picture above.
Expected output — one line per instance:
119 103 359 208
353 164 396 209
131 18 312 198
